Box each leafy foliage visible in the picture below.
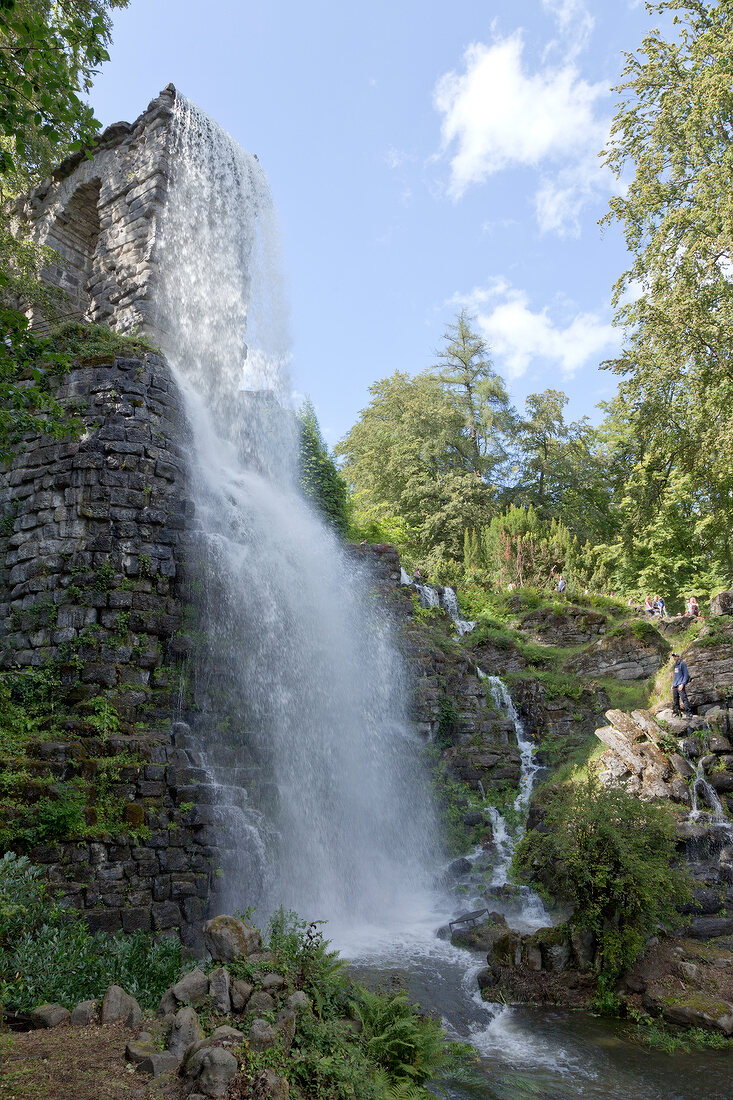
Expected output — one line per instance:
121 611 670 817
513 774 689 984
0 852 181 1012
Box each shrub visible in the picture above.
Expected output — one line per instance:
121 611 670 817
512 775 689 986
0 852 181 1012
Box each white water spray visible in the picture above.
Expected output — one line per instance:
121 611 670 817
155 96 439 934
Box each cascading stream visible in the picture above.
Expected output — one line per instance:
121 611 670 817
155 96 439 934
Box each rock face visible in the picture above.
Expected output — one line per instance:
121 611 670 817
567 626 667 681
517 605 609 647
101 985 141 1027
12 86 177 335
710 591 733 617
683 621 733 710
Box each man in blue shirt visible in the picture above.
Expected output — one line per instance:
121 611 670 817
671 653 693 717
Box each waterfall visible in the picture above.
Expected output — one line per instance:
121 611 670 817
476 672 548 926
155 96 439 935
402 570 476 637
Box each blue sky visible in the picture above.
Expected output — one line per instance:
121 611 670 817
91 0 657 445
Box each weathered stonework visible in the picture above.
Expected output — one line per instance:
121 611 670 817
12 86 176 334
0 353 218 943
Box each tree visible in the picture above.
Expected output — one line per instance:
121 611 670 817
0 0 127 457
601 0 733 565
512 390 611 543
336 370 497 567
297 399 349 534
0 0 129 193
432 309 515 479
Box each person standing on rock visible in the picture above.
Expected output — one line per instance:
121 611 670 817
671 652 693 717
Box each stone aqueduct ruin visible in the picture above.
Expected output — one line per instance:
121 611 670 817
12 84 177 334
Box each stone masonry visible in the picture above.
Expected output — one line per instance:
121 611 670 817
0 352 218 943
11 85 177 334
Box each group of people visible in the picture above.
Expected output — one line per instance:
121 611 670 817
642 594 667 618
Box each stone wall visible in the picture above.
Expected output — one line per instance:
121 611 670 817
0 352 218 943
12 86 176 334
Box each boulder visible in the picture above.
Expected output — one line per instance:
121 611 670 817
248 1017 277 1051
30 1004 70 1029
70 1000 97 1026
230 979 253 1012
451 912 509 952
275 1007 297 1051
139 1050 182 1078
248 990 276 1015
261 972 286 991
172 967 209 1006
260 1070 289 1100
286 990 310 1012
158 987 178 1015
208 967 231 1014
203 914 261 962
196 1049 240 1095
169 1005 204 1059
710 591 733 616
101 985 141 1027
570 929 595 971
126 1039 158 1065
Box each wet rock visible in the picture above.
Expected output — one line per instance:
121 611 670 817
570 929 595 971
204 914 261 961
542 939 571 972
476 966 499 991
490 931 521 967
463 811 484 828
208 967 231 1014
447 857 472 878
661 996 733 1036
172 967 209 1006
169 1004 203 1059
451 912 509 951
101 985 141 1026
679 888 724 916
70 1000 97 1026
30 1004 70 1029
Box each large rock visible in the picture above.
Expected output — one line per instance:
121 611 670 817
275 1007 297 1051
30 1004 70 1029
169 1005 204 1059
208 967 231 1014
140 1050 185 1078
101 985 141 1027
710 591 733 617
185 1046 239 1097
230 979 253 1012
249 1017 277 1051
172 967 209 1006
261 1070 289 1100
70 1000 97 1026
203 915 261 962
248 990 276 1015
450 912 509 952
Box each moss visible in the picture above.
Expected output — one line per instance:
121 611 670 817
661 993 730 1018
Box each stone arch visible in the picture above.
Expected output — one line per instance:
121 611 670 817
42 179 102 321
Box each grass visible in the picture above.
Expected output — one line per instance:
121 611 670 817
593 676 653 713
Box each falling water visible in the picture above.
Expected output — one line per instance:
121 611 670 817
154 96 438 934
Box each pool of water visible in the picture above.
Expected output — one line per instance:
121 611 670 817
338 923 732 1100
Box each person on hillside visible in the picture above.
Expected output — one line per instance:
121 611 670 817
644 595 653 613
671 652 693 717
687 595 700 617
557 575 566 595
656 596 667 619
413 567 422 584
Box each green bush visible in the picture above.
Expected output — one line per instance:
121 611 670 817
0 852 181 1012
513 775 689 987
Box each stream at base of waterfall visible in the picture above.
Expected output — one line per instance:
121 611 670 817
154 98 731 1100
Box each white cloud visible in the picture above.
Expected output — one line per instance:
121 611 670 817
433 32 611 234
541 0 594 56
451 278 617 379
